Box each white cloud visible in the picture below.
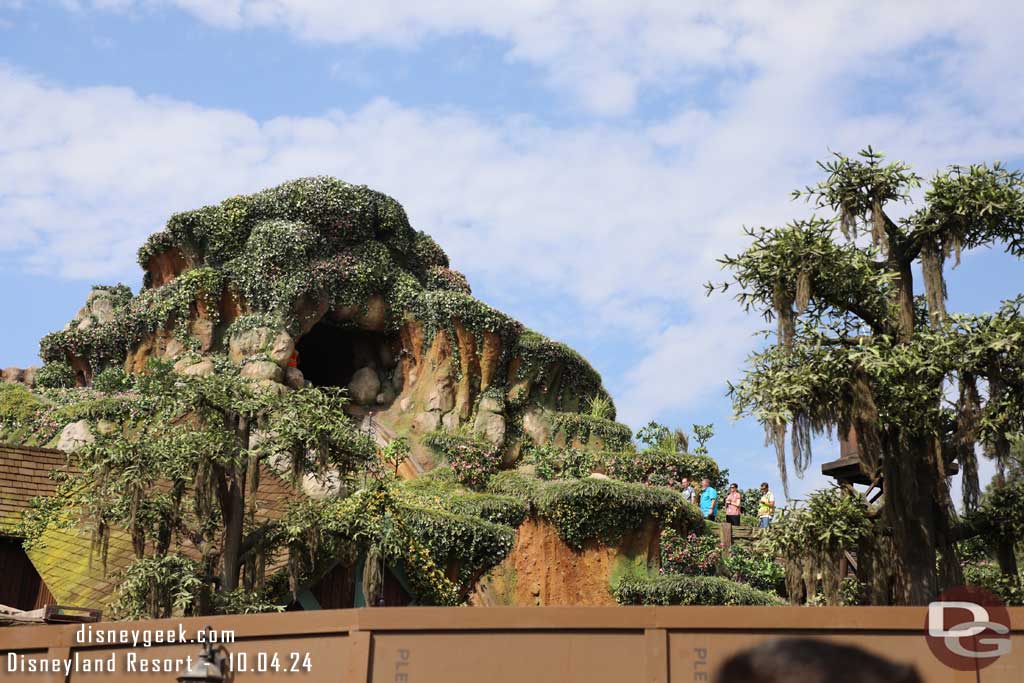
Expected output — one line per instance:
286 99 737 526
3 3 1024 494
52 0 1020 117
617 309 755 427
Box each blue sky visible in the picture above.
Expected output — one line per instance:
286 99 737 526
2 1 1024 502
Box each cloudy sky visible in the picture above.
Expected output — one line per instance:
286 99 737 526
2 1 1023 500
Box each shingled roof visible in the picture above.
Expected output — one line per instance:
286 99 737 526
0 442 304 609
0 445 66 536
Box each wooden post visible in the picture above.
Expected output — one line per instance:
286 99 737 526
718 522 732 556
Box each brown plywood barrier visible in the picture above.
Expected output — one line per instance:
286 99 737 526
1 607 1023 682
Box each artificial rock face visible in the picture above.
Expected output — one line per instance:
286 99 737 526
35 177 624 467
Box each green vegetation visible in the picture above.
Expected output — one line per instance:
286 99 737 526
401 470 528 528
550 412 632 450
604 449 722 491
487 471 703 549
40 268 224 373
92 367 131 393
422 430 501 490
0 383 55 445
287 479 516 606
513 331 610 413
39 177 616 419
722 544 786 595
761 488 870 605
660 529 721 576
21 362 376 618
35 361 76 388
0 383 45 426
613 574 783 606
710 148 1024 604
527 443 595 480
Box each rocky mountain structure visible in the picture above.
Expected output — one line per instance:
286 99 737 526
33 178 628 471
1 178 722 609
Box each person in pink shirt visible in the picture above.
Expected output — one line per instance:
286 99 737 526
725 483 742 525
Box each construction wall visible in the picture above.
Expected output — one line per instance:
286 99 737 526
1 607 1022 682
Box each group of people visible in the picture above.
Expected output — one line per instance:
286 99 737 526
678 478 776 528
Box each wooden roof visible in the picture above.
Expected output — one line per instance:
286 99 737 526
0 445 67 535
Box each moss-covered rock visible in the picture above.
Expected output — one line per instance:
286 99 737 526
35 177 620 467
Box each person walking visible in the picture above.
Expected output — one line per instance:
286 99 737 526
680 477 697 506
757 482 776 528
699 478 718 521
725 483 742 525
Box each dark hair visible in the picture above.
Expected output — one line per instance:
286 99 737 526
714 638 921 683
730 482 738 489
760 482 769 488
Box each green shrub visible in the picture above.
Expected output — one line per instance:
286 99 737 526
586 394 614 420
551 412 632 450
422 431 501 490
35 362 76 388
113 554 204 619
661 528 721 576
765 487 870 561
401 471 528 528
839 576 866 606
92 367 131 393
0 383 45 426
613 574 784 606
487 471 704 549
401 505 516 585
527 443 594 480
604 450 722 491
722 544 785 594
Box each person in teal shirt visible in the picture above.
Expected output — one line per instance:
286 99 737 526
699 478 718 520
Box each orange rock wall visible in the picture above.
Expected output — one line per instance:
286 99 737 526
470 516 661 607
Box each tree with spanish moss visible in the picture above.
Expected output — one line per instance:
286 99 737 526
708 148 1024 604
22 360 376 618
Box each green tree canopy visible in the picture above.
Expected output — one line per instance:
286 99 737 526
709 148 1024 604
23 361 375 618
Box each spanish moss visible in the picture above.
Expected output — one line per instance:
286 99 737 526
795 270 812 313
956 374 982 511
765 418 790 499
870 197 889 256
773 282 795 350
920 238 947 326
790 411 813 477
839 205 857 241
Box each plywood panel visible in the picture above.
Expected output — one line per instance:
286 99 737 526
370 631 645 683
63 635 349 682
982 634 1024 682
668 631 978 683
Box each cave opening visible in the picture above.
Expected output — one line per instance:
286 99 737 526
296 320 402 408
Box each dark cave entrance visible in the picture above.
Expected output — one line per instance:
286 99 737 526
296 320 402 407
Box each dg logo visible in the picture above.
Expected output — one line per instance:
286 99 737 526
925 585 1012 671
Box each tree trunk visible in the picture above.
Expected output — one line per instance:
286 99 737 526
882 435 961 604
894 259 916 341
221 474 245 593
220 415 251 594
996 536 1019 581
860 532 893 605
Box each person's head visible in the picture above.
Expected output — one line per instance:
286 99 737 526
760 482 769 493
681 477 690 488
714 638 921 683
729 483 738 492
701 478 711 489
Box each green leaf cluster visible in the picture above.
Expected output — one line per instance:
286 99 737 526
487 471 704 549
613 574 783 606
